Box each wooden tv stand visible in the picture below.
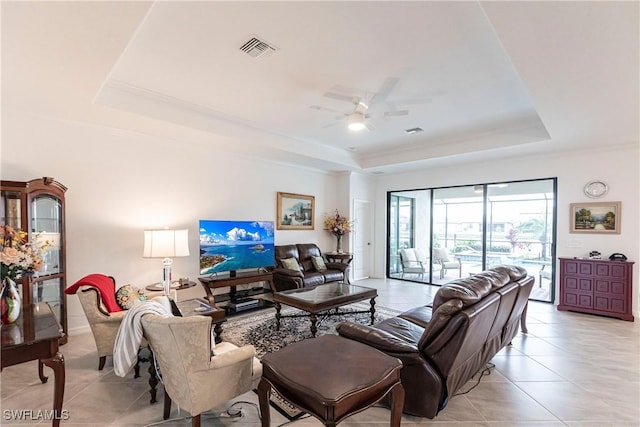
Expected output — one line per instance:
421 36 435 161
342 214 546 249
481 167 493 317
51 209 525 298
198 270 275 308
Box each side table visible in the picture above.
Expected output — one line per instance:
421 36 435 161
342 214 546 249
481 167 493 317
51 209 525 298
325 252 353 264
145 280 197 292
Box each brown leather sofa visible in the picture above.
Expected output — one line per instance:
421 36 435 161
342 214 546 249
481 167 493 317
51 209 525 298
272 243 349 292
336 265 533 418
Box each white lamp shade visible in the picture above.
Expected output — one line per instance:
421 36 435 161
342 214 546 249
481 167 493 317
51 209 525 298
143 229 190 258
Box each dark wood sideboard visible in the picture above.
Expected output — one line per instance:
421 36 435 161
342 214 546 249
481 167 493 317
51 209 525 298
558 257 634 321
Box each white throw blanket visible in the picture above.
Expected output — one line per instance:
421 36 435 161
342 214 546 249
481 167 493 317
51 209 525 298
113 300 173 377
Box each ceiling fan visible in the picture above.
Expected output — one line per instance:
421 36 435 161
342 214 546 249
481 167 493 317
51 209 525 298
310 77 409 131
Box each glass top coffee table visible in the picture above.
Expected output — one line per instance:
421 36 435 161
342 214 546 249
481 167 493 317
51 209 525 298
273 282 377 337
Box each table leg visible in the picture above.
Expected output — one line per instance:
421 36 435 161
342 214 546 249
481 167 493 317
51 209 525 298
389 382 405 427
309 313 318 338
38 360 48 383
213 322 223 344
41 352 65 427
369 297 377 324
275 303 282 330
257 378 271 427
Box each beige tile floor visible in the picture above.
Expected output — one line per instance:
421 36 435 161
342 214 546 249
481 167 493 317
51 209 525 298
2 278 639 426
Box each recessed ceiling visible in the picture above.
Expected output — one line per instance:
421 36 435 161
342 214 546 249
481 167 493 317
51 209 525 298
4 1 638 174
96 1 550 171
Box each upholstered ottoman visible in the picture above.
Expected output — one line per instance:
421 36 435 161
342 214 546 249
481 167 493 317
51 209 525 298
257 334 404 427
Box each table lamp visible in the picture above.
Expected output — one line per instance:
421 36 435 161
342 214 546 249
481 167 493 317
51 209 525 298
143 229 190 297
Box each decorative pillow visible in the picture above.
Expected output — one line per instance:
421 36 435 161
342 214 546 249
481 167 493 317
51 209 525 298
311 255 327 271
281 257 301 271
115 284 147 310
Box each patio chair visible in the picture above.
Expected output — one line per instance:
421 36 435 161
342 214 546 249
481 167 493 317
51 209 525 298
399 248 430 279
433 248 462 279
539 264 552 288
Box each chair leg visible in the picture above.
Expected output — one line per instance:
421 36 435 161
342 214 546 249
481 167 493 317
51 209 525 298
163 388 172 420
98 356 106 371
191 414 201 427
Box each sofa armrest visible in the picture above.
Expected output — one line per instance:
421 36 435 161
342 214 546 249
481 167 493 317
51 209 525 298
336 322 418 354
325 262 348 273
273 267 304 279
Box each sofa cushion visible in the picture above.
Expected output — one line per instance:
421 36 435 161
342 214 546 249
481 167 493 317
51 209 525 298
281 257 301 271
432 275 492 311
297 243 323 272
275 245 300 266
303 271 326 287
418 299 464 349
311 256 327 271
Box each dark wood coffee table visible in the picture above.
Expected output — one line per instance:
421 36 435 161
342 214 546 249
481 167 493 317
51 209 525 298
273 283 377 337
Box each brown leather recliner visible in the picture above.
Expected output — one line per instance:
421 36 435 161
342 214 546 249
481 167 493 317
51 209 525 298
336 265 533 419
272 243 349 292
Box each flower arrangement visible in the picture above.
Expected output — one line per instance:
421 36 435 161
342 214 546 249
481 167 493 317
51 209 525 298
323 210 353 236
1 225 49 280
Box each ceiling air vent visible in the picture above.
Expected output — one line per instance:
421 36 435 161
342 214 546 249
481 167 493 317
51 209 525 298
240 36 277 58
405 127 424 135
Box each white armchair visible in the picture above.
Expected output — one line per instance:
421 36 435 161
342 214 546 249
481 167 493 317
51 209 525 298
141 314 262 427
433 248 462 279
399 248 434 279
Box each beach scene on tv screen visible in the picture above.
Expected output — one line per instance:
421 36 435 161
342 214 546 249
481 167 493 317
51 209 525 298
199 220 275 274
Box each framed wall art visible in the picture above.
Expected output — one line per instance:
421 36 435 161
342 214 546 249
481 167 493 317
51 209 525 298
277 192 315 230
570 201 621 234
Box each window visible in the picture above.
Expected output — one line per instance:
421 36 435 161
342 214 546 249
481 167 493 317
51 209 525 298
388 178 556 303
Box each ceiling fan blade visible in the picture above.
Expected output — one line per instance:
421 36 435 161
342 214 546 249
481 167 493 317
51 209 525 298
369 77 400 106
382 110 409 117
322 121 340 129
310 105 347 115
366 110 409 118
323 91 358 104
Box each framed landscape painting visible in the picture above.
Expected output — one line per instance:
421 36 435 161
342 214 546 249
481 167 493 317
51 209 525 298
570 201 621 234
277 192 315 230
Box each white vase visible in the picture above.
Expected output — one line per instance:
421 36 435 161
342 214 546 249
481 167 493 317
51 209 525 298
1 277 22 324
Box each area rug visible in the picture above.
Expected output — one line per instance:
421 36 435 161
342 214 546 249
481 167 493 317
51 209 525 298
223 302 401 419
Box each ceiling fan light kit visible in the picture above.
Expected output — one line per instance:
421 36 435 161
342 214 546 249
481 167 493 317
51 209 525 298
347 113 366 131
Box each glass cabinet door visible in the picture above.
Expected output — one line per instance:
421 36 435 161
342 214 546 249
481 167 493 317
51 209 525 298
31 195 63 276
1 190 23 230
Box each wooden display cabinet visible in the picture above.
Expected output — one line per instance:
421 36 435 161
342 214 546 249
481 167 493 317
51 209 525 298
1 177 68 342
558 257 634 321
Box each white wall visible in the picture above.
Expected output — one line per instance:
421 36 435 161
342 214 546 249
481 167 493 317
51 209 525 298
2 111 346 333
3 109 638 330
373 143 640 317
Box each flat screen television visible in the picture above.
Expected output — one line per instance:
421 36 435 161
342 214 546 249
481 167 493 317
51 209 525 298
199 220 275 277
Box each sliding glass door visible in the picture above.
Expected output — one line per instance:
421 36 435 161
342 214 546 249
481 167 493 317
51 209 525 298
387 178 556 303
